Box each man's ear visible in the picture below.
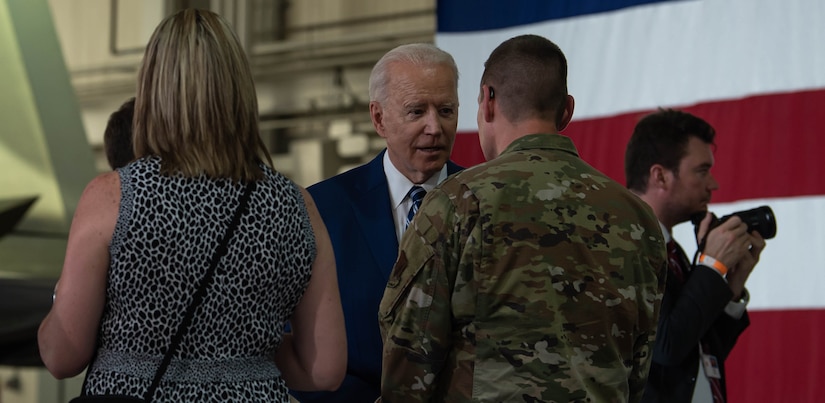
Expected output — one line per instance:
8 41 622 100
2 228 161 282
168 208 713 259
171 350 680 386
480 84 495 123
370 101 387 139
649 164 669 190
557 95 575 132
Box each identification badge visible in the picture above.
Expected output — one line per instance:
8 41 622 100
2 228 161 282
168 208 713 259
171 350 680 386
702 353 722 379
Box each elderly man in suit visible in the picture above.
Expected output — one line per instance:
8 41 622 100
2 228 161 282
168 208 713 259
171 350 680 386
289 43 463 403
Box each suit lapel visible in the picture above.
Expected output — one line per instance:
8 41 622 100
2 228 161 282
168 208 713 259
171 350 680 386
446 160 464 175
351 152 399 282
347 155 464 282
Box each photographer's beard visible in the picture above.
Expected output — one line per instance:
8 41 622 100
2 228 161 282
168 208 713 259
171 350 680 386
662 194 710 229
665 179 713 228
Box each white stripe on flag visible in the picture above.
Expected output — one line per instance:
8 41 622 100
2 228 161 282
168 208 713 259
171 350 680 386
437 0 825 131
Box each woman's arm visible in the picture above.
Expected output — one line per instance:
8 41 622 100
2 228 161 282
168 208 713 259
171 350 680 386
38 172 120 379
275 186 346 391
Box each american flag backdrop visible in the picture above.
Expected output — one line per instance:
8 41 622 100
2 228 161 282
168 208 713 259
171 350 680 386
437 0 825 401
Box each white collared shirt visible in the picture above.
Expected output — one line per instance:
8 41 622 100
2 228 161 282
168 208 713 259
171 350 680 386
383 151 448 242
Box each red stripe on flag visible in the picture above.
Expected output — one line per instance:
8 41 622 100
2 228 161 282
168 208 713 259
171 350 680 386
726 309 825 403
452 88 825 202
451 132 486 168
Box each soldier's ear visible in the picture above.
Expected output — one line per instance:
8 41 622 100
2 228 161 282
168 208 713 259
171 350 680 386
557 95 574 132
479 84 495 123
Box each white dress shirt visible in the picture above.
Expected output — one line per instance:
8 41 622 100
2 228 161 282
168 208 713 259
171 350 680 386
383 151 448 243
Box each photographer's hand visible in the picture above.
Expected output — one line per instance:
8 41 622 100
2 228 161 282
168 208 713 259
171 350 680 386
696 212 750 271
726 231 766 300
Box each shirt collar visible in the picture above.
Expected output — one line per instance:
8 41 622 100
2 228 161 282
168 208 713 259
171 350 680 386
500 133 580 157
659 221 672 243
383 150 447 209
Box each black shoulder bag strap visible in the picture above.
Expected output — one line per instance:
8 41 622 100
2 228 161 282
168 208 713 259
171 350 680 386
141 181 256 401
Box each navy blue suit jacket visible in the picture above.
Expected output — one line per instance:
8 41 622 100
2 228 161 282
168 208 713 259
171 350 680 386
290 150 463 403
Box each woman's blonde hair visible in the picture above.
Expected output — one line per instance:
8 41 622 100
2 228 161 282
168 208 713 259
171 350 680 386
133 8 272 181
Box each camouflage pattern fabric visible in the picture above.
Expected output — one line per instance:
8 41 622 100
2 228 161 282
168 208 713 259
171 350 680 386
379 133 666 403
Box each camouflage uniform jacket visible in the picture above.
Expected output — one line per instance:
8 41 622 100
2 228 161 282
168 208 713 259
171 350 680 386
379 133 666 402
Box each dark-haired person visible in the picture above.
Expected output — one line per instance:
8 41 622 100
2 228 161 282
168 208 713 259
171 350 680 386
38 9 345 401
103 97 135 170
624 109 766 403
379 34 666 402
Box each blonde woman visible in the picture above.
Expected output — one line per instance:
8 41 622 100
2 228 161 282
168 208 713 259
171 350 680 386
38 9 345 401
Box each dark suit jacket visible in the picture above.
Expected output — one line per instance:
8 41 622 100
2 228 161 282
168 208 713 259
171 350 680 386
290 150 463 403
641 241 750 403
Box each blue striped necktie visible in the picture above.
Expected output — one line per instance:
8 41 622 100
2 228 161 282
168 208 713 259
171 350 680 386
405 186 426 230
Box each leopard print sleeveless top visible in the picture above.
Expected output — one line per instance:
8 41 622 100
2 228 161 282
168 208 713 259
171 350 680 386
84 157 314 402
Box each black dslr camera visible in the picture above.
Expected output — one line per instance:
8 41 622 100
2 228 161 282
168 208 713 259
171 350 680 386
691 205 777 240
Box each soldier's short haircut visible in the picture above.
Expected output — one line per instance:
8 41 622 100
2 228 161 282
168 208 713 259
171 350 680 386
481 34 568 127
625 108 716 193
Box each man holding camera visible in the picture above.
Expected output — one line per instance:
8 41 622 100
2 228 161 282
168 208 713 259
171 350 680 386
625 109 766 403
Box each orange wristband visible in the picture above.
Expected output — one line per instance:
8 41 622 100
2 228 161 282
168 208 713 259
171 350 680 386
699 253 728 276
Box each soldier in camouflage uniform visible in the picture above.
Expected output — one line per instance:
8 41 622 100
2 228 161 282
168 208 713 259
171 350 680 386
378 34 667 402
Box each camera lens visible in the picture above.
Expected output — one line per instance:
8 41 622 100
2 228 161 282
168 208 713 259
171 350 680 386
730 205 776 239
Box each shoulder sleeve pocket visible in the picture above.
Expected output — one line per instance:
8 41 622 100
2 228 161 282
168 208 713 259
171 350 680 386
379 209 443 334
